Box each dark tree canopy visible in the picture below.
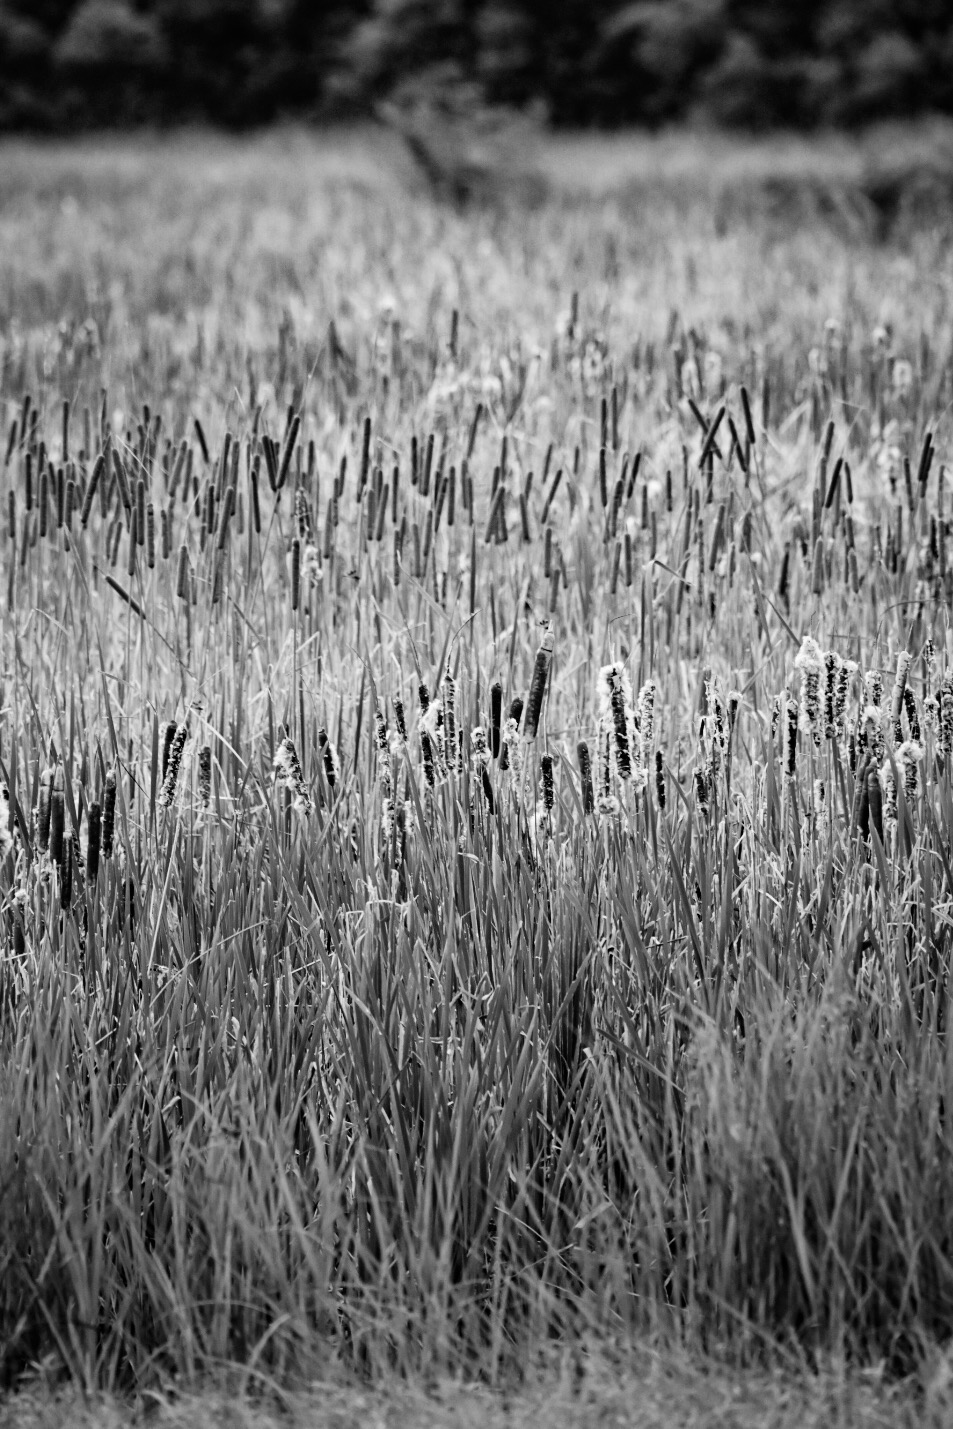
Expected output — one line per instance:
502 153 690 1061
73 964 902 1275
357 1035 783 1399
0 0 950 130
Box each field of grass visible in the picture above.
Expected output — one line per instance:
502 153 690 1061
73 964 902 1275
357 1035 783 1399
2 124 953 1421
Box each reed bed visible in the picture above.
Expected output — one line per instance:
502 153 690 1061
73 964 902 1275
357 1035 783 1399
2 136 953 1395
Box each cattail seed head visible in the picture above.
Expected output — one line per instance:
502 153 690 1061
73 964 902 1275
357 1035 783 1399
784 698 799 779
523 625 554 740
275 734 311 815
541 754 555 811
470 725 490 771
902 685 921 743
577 741 594 813
317 728 338 789
36 765 53 851
897 740 923 807
158 722 189 808
655 749 666 809
889 650 912 740
86 800 101 884
198 745 212 808
50 765 65 867
880 759 898 829
60 837 72 909
102 768 117 857
490 680 503 759
794 636 824 747
0 784 13 859
161 721 176 783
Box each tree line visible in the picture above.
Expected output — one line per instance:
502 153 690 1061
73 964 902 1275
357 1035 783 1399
0 0 950 131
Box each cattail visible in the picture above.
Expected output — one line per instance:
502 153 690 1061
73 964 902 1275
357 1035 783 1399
599 662 633 781
523 625 554 740
50 765 65 867
198 745 212 808
176 543 190 601
823 651 838 739
924 695 939 735
274 734 312 815
60 838 72 909
866 669 883 707
161 721 176 783
834 660 855 737
811 537 824 594
638 680 656 753
940 677 953 758
694 767 710 818
897 740 923 807
880 759 898 830
490 680 503 759
862 705 885 765
471 725 490 771
158 722 188 808
867 767 884 843
86 801 101 884
393 696 407 743
655 749 666 809
577 741 594 813
420 697 445 777
500 698 523 773
102 768 117 857
443 670 458 772
890 651 911 744
794 636 824 747
36 765 53 851
902 685 921 743
596 727 619 817
290 537 301 611
784 699 799 780
0 784 12 859
317 728 339 790
541 754 555 811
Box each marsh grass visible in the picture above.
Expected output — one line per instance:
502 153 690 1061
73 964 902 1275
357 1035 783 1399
1 127 953 1400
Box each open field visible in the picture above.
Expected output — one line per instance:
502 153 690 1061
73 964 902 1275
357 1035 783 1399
2 125 953 1420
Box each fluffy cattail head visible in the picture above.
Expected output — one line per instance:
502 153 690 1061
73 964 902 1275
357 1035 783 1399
274 734 312 816
158 722 189 808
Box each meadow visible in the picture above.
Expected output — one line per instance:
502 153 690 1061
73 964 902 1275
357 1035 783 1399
2 124 953 1422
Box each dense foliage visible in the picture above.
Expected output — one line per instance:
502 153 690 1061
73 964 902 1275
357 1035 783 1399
0 0 951 132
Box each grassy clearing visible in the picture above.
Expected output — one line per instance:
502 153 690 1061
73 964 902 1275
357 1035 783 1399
1 126 953 1409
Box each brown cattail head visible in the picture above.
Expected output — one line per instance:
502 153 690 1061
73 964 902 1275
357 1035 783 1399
86 800 102 884
489 680 503 758
523 626 554 740
541 754 555 811
198 745 212 808
176 543 190 601
102 768 117 857
290 537 301 611
577 741 594 813
49 765 65 867
60 837 72 909
36 765 54 851
655 749 666 809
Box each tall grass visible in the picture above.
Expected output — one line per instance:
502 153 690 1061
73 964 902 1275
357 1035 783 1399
2 132 953 1394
